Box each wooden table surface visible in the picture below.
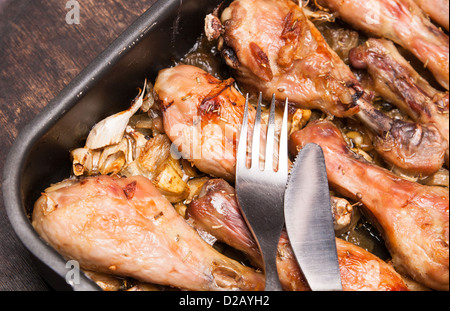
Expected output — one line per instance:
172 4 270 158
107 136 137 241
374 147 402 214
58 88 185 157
0 0 157 291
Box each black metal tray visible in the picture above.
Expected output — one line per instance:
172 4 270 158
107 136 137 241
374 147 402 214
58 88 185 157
3 0 226 291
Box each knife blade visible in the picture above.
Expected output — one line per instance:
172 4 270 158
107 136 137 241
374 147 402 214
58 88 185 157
284 143 342 291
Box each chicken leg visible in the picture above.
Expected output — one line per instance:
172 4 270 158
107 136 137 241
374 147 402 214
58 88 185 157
218 0 361 118
214 0 447 175
317 0 449 90
32 175 264 291
187 178 410 291
289 120 449 291
154 64 255 182
349 38 449 165
354 95 447 176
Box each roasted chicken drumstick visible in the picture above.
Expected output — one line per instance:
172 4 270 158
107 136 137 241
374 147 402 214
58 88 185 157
218 0 360 118
212 0 447 175
154 64 257 182
290 120 449 291
32 175 264 291
187 179 410 291
317 0 449 90
354 94 447 176
350 38 449 165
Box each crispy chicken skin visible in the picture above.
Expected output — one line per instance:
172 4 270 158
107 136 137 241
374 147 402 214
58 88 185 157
350 38 449 165
154 64 256 182
290 120 449 291
335 238 409 291
32 175 264 291
219 0 360 117
317 0 450 90
187 179 409 291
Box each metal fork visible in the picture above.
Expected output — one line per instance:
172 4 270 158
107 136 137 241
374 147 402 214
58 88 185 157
235 93 289 291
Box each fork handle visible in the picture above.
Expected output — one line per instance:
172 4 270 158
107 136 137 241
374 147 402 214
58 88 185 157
263 251 283 291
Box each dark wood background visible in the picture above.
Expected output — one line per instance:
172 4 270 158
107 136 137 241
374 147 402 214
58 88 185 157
0 0 158 291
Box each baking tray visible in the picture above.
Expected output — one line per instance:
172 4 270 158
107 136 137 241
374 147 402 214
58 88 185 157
3 0 228 291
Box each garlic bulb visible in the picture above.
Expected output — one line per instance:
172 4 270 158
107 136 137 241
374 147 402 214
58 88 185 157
85 80 147 150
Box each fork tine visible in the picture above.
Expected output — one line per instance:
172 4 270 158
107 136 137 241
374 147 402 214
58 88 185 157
237 94 250 172
250 93 263 170
277 98 289 174
235 93 287 291
264 94 277 171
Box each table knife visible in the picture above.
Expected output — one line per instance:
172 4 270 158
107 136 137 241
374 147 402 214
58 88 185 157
284 143 342 291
